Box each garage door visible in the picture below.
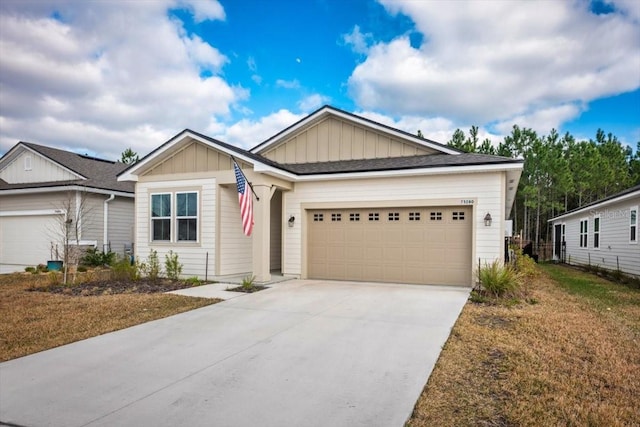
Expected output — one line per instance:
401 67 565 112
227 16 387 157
0 214 62 271
307 206 472 286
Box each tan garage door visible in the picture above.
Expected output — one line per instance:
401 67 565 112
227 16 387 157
307 206 472 286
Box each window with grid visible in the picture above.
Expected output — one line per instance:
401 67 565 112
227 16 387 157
452 211 465 220
631 207 638 243
176 192 198 241
331 213 342 222
151 193 171 241
409 212 421 221
579 219 588 248
349 213 360 222
388 212 400 221
313 213 324 222
430 212 442 221
593 216 600 249
368 212 379 221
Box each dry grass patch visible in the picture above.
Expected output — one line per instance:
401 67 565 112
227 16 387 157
408 264 639 427
0 273 219 362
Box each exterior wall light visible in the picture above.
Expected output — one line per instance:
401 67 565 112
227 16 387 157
484 213 492 227
288 215 295 227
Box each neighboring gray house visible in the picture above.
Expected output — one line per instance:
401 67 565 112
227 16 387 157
0 142 135 273
549 184 640 277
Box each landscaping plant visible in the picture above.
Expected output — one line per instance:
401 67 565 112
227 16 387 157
164 251 183 280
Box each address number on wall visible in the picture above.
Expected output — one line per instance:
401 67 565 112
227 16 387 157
460 199 474 204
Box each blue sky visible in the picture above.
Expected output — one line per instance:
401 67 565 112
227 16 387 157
0 0 638 160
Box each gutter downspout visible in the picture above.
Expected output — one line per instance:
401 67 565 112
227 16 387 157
104 194 115 251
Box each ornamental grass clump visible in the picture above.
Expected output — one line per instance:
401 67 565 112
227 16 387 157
477 260 519 298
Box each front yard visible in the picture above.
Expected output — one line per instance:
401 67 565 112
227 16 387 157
408 263 640 426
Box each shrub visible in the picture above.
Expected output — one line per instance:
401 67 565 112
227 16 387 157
164 251 183 280
184 276 202 286
25 266 36 273
477 260 519 298
111 257 139 281
138 250 161 281
241 275 256 290
82 248 116 267
37 264 48 273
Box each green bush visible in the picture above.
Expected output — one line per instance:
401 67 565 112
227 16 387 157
184 276 202 286
164 250 183 280
138 250 161 281
25 266 36 273
477 260 519 298
82 248 116 267
111 257 139 281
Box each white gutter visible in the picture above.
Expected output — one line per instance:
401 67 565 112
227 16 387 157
103 194 115 251
0 185 134 198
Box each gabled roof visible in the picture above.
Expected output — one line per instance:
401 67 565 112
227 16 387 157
251 105 463 155
0 142 134 194
549 184 640 222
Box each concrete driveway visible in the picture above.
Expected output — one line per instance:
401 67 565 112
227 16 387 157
0 280 469 427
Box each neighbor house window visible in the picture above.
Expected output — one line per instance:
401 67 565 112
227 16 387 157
176 192 198 241
593 216 600 249
151 192 199 242
631 207 638 243
151 193 171 241
579 219 588 248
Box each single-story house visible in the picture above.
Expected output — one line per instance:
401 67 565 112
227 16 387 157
549 184 640 277
0 142 135 273
118 106 523 286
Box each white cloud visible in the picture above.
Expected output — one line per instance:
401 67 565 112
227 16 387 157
298 94 330 112
493 104 584 136
349 0 640 128
214 109 305 149
276 79 301 89
0 0 240 160
341 25 373 55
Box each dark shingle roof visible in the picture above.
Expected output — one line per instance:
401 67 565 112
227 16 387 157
0 142 134 193
278 153 522 175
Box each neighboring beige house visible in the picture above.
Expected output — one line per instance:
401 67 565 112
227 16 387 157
0 142 135 273
119 106 523 286
549 184 640 277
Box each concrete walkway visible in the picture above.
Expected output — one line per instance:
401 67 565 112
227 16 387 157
0 280 470 427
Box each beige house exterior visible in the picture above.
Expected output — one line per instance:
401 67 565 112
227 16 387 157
119 106 523 286
0 142 134 273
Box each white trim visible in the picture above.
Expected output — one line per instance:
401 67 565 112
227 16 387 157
549 189 640 222
150 192 172 242
579 218 589 248
103 194 115 248
0 185 133 198
0 209 65 217
251 106 461 155
68 240 98 246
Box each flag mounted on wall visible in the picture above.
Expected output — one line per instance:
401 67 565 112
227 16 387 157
233 161 254 237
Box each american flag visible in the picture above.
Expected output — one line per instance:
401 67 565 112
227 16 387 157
234 162 254 237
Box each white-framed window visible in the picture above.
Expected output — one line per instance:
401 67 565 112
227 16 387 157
593 215 600 249
631 206 638 244
579 218 588 248
150 192 199 242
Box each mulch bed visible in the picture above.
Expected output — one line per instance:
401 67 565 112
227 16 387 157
226 285 268 293
28 278 196 296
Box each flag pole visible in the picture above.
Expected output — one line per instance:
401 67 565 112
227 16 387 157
231 156 260 201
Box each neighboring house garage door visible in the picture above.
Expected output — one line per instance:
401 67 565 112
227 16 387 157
0 213 62 272
307 206 472 286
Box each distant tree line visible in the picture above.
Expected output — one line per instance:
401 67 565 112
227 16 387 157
447 126 640 246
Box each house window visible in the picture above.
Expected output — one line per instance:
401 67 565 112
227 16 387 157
579 219 588 248
313 213 324 222
176 192 198 241
24 156 32 171
331 213 341 222
151 193 171 241
593 216 600 249
409 212 421 221
349 213 360 222
388 212 400 221
151 192 199 242
631 207 638 243
430 212 442 221
368 212 379 221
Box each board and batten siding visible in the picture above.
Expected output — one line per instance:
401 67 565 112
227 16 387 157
557 196 640 276
259 116 436 164
282 171 505 284
135 179 216 279
218 185 253 276
0 149 80 184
